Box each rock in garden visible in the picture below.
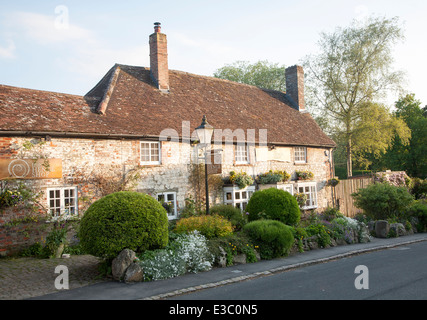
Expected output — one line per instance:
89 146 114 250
112 249 136 281
233 253 247 265
390 223 406 237
359 224 371 243
375 220 390 238
216 246 227 268
124 262 144 283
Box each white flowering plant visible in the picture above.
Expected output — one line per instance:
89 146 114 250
138 231 214 281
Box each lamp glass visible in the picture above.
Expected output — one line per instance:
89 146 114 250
195 116 214 146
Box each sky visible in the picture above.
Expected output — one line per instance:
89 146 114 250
1 0 426 108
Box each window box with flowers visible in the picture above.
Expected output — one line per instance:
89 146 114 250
225 171 254 190
256 170 291 185
295 170 314 181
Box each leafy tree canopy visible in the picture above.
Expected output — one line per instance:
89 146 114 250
213 60 286 91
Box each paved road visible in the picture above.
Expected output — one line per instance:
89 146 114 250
2 233 426 301
170 241 427 300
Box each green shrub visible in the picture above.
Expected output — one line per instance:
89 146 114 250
208 232 258 266
305 223 331 248
352 183 414 220
209 204 247 230
320 207 344 221
174 214 234 239
407 201 427 232
410 178 427 200
246 188 300 226
78 191 169 259
243 220 294 259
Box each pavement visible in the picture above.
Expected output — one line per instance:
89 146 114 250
1 233 427 300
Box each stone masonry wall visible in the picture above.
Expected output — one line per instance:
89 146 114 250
0 136 334 255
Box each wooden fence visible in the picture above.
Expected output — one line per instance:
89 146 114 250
333 176 374 217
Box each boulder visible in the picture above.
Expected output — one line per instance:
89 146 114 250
216 246 227 268
124 262 144 283
359 224 371 243
233 253 247 265
390 223 406 237
112 249 136 281
375 220 390 238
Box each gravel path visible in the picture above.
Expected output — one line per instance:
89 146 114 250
0 255 107 300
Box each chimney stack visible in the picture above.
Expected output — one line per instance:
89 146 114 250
285 65 305 112
149 22 169 91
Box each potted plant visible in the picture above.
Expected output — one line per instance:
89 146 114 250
294 192 308 208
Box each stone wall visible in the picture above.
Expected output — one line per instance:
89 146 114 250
0 136 334 255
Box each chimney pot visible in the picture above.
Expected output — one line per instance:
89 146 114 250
154 22 161 33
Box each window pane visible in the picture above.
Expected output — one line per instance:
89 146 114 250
235 192 240 200
242 202 247 210
235 145 248 163
226 192 232 200
242 192 247 199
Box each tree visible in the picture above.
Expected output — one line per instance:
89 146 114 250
303 16 405 177
213 60 286 91
383 94 427 178
351 102 410 169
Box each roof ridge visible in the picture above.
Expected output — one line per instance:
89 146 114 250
97 65 121 115
116 63 287 94
0 83 84 98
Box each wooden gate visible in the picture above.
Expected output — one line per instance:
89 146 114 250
334 176 373 217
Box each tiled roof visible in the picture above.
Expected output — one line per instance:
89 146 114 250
0 64 336 147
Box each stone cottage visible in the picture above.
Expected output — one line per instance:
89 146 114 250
0 23 336 255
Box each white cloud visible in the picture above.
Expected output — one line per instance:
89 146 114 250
6 11 95 45
0 39 16 59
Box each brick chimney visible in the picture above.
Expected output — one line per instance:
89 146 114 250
149 22 169 91
285 65 305 112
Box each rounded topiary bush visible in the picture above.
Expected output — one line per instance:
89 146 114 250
246 188 300 225
78 191 169 259
243 219 294 259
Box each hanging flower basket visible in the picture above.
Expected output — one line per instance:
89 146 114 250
326 178 340 187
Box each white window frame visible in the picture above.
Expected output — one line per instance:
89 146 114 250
294 146 307 163
157 192 177 220
47 187 78 219
297 182 318 210
277 183 294 195
235 144 250 164
223 185 255 212
140 141 161 165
